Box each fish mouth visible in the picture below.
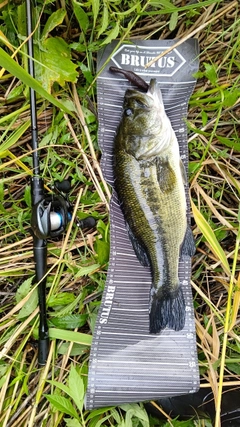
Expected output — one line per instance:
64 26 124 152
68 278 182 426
124 78 163 112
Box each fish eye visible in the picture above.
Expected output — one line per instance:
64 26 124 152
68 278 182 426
124 108 133 116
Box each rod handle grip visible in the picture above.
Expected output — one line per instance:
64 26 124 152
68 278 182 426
38 336 50 366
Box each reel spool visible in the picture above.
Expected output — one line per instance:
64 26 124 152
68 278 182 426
31 179 96 240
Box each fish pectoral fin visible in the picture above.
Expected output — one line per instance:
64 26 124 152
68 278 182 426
180 159 187 184
126 223 151 267
180 224 196 257
157 159 176 193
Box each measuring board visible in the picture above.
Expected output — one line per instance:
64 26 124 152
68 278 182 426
86 39 200 409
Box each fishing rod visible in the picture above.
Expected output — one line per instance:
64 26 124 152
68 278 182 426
26 0 95 365
26 0 49 366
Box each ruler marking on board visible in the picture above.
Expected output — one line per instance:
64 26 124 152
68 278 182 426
86 39 200 409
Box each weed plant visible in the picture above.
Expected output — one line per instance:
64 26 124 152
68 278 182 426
0 0 239 426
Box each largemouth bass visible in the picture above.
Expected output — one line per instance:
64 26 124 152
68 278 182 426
113 79 195 334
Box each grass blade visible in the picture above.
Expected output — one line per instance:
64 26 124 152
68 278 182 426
191 199 230 274
49 328 92 346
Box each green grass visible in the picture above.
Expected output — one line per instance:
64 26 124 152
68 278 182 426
0 0 240 426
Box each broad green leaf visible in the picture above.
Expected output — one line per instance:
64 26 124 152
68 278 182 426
149 0 176 8
101 22 120 46
48 292 75 307
15 276 34 303
78 63 93 84
73 0 89 33
48 370 84 414
57 342 88 356
0 47 74 115
170 419 195 427
50 314 87 329
52 293 83 318
110 408 122 424
16 277 38 319
35 37 78 92
18 288 38 319
94 238 109 265
114 3 139 17
69 365 85 411
75 263 100 278
44 394 79 419
201 110 208 126
94 415 112 427
97 4 109 38
120 403 149 427
64 419 82 427
41 8 66 40
0 364 8 378
92 0 100 26
86 406 114 421
6 83 24 100
49 328 92 345
47 379 73 399
149 0 221 13
96 219 109 241
24 185 31 207
169 11 178 31
0 375 8 389
81 105 96 124
223 88 240 107
191 200 230 273
228 363 240 375
216 135 240 152
204 62 218 85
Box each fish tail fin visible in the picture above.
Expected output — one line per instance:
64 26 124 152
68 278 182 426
149 286 186 334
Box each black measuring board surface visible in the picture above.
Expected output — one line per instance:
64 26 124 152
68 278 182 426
86 39 200 409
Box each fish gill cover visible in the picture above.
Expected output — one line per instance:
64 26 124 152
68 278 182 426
86 39 200 409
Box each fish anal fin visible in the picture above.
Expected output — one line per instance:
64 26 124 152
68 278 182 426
157 159 176 193
126 223 150 267
149 286 186 333
181 224 196 257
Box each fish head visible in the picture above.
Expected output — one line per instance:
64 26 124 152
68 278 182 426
123 78 164 127
119 79 173 159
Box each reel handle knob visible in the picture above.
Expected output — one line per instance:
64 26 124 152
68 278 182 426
77 217 96 229
54 179 71 193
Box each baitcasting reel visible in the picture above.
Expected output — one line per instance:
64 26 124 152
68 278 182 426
31 179 95 240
